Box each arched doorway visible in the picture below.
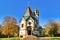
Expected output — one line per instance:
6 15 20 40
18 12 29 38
27 26 32 35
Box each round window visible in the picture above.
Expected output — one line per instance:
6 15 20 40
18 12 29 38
28 22 31 25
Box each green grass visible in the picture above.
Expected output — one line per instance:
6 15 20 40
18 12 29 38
0 37 20 40
52 37 60 40
41 37 60 40
0 37 60 40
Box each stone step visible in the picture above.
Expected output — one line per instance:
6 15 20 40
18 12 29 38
20 35 38 40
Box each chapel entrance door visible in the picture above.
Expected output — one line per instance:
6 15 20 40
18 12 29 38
27 26 32 35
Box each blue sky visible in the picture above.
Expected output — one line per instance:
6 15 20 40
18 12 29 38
0 0 60 26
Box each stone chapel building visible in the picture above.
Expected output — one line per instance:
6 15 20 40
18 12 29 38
19 6 39 39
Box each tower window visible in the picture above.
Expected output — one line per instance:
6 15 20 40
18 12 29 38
22 24 24 28
29 22 31 25
36 11 38 13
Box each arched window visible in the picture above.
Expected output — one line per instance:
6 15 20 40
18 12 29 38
22 24 24 28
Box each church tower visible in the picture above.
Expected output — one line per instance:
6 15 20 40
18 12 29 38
34 8 39 27
34 8 39 20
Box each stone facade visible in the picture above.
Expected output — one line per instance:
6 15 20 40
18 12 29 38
19 6 39 39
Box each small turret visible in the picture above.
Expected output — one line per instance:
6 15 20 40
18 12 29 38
34 8 39 20
34 8 39 17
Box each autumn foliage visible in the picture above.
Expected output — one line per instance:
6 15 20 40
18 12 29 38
0 16 19 37
45 20 60 36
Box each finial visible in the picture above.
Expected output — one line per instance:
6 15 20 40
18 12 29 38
28 0 30 7
34 8 38 11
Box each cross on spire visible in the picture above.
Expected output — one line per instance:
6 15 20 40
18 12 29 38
28 0 30 7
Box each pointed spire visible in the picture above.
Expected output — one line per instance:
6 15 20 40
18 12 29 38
25 6 32 14
23 7 32 20
24 0 32 16
24 0 32 14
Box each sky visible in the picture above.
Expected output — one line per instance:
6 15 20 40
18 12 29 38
0 0 60 26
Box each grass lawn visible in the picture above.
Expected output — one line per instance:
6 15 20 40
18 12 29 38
40 37 60 40
52 37 60 40
0 37 60 40
0 37 20 40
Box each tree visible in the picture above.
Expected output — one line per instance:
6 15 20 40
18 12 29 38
3 16 17 25
1 16 18 38
0 24 2 35
49 20 60 36
44 20 58 36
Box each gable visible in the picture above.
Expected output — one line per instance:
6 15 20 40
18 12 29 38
20 17 26 29
20 17 26 24
23 7 34 20
23 14 30 20
27 16 34 23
